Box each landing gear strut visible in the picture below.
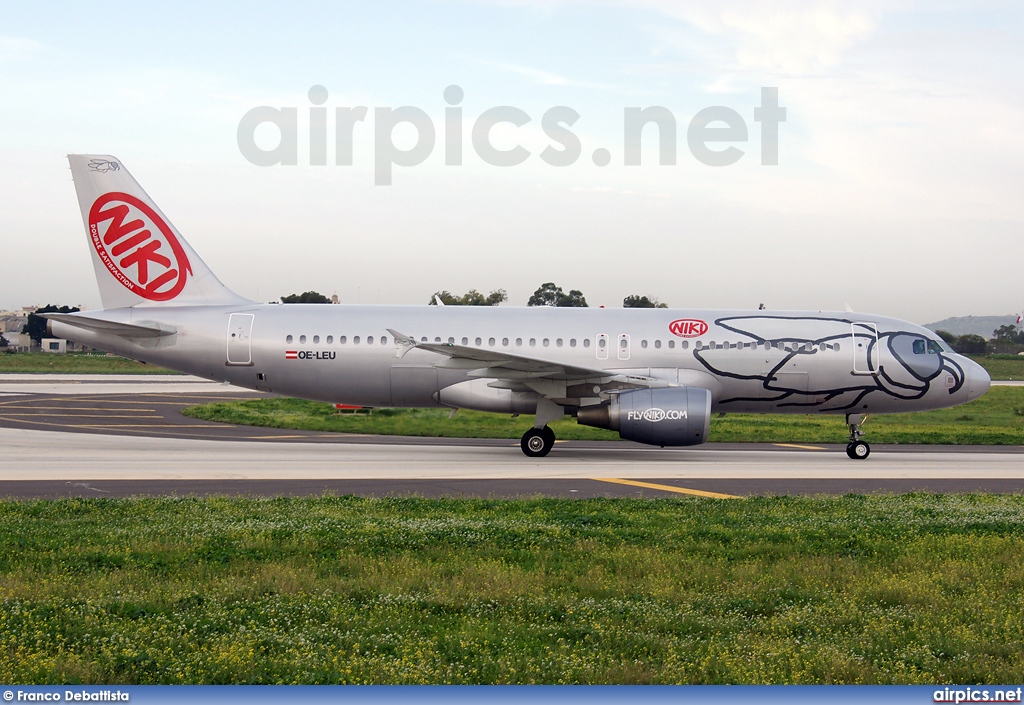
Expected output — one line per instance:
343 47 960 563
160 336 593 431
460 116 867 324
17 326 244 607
521 426 555 457
845 413 870 460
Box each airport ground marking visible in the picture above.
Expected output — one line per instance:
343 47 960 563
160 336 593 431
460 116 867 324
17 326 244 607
242 434 316 440
591 477 740 499
773 443 827 450
0 413 164 419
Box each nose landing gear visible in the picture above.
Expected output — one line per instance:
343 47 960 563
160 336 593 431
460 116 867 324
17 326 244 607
845 413 870 459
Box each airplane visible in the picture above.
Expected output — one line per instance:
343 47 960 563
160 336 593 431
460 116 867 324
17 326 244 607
46 154 992 460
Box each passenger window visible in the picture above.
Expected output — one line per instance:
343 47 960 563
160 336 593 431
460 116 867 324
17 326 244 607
327 336 333 344
381 336 388 345
583 338 591 348
475 337 482 346
598 338 606 349
570 339 577 347
299 335 307 344
435 337 441 343
834 343 840 352
516 338 523 346
556 338 563 347
420 337 427 342
620 338 628 349
340 336 347 344
654 340 661 349
367 336 374 345
695 341 702 350
286 335 293 343
530 338 536 347
681 341 688 349
543 338 550 347
313 335 320 344
668 340 675 349
641 340 648 349
502 338 509 346
448 337 455 344
353 336 360 344
462 337 469 345
489 337 495 346
912 339 926 355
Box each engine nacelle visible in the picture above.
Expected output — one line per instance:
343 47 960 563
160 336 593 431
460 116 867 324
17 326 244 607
577 387 711 447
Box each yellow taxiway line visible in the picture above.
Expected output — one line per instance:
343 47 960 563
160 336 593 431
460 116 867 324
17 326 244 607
592 477 740 499
773 443 826 450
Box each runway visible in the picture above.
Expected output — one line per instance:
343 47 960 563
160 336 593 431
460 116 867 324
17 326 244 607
1 375 1022 499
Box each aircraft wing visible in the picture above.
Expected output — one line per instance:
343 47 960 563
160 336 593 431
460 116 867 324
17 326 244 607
388 329 672 405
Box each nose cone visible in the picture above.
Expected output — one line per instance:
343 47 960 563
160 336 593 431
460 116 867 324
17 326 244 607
966 359 991 402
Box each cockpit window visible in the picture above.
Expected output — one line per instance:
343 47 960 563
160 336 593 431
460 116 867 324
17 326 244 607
928 339 950 354
912 339 926 354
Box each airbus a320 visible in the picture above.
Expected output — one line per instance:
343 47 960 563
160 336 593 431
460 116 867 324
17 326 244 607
47 155 991 459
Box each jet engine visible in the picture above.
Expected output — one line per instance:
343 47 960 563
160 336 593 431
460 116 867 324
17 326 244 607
576 387 711 447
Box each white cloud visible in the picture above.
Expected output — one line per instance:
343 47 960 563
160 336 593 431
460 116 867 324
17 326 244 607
638 0 878 75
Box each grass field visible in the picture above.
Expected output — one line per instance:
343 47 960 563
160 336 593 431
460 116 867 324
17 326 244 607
972 354 1024 381
182 386 1024 445
1 495 1023 684
0 352 176 374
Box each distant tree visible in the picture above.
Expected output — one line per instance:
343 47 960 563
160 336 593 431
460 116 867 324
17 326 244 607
0 334 7 348
993 325 1024 344
281 291 331 304
623 295 668 309
935 330 958 347
23 305 80 345
428 289 507 306
953 334 987 355
527 282 588 307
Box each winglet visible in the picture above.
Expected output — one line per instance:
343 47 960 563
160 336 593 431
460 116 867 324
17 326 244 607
387 328 418 358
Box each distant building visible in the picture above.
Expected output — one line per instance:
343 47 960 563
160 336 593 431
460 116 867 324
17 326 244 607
1 332 31 351
41 338 67 353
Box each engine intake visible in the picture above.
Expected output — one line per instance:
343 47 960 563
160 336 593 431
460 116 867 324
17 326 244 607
577 387 711 447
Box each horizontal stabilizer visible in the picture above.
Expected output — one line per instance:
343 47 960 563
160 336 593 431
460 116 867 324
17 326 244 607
41 313 175 339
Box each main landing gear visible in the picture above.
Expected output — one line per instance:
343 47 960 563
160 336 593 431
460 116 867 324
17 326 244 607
521 426 556 457
521 398 563 457
845 413 870 460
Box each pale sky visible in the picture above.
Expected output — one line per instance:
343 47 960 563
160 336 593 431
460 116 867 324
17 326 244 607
2 1 1022 323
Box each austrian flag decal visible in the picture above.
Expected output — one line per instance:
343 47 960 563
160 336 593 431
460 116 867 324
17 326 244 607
285 351 298 360
88 192 192 301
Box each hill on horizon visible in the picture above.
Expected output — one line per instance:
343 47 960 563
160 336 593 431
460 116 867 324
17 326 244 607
924 314 1018 339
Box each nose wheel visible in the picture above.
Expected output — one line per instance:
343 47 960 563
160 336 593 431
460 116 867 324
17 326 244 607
521 426 556 457
845 413 870 460
846 441 870 459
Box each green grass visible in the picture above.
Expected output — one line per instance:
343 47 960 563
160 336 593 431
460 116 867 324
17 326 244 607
971 354 1024 381
182 386 1024 445
0 351 177 374
1 495 1023 684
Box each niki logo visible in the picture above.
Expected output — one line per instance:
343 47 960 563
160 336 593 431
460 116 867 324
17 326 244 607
669 319 708 338
88 192 191 301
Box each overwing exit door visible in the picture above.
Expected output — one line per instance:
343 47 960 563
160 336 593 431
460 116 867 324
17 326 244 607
227 313 254 365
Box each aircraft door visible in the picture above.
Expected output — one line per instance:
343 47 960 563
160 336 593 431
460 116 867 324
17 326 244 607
617 334 631 360
596 334 609 360
226 313 254 365
851 322 879 375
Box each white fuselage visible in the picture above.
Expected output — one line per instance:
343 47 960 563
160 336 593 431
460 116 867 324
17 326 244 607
51 304 991 417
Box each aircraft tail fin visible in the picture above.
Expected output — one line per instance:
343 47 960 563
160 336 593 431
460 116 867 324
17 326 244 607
68 154 250 308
